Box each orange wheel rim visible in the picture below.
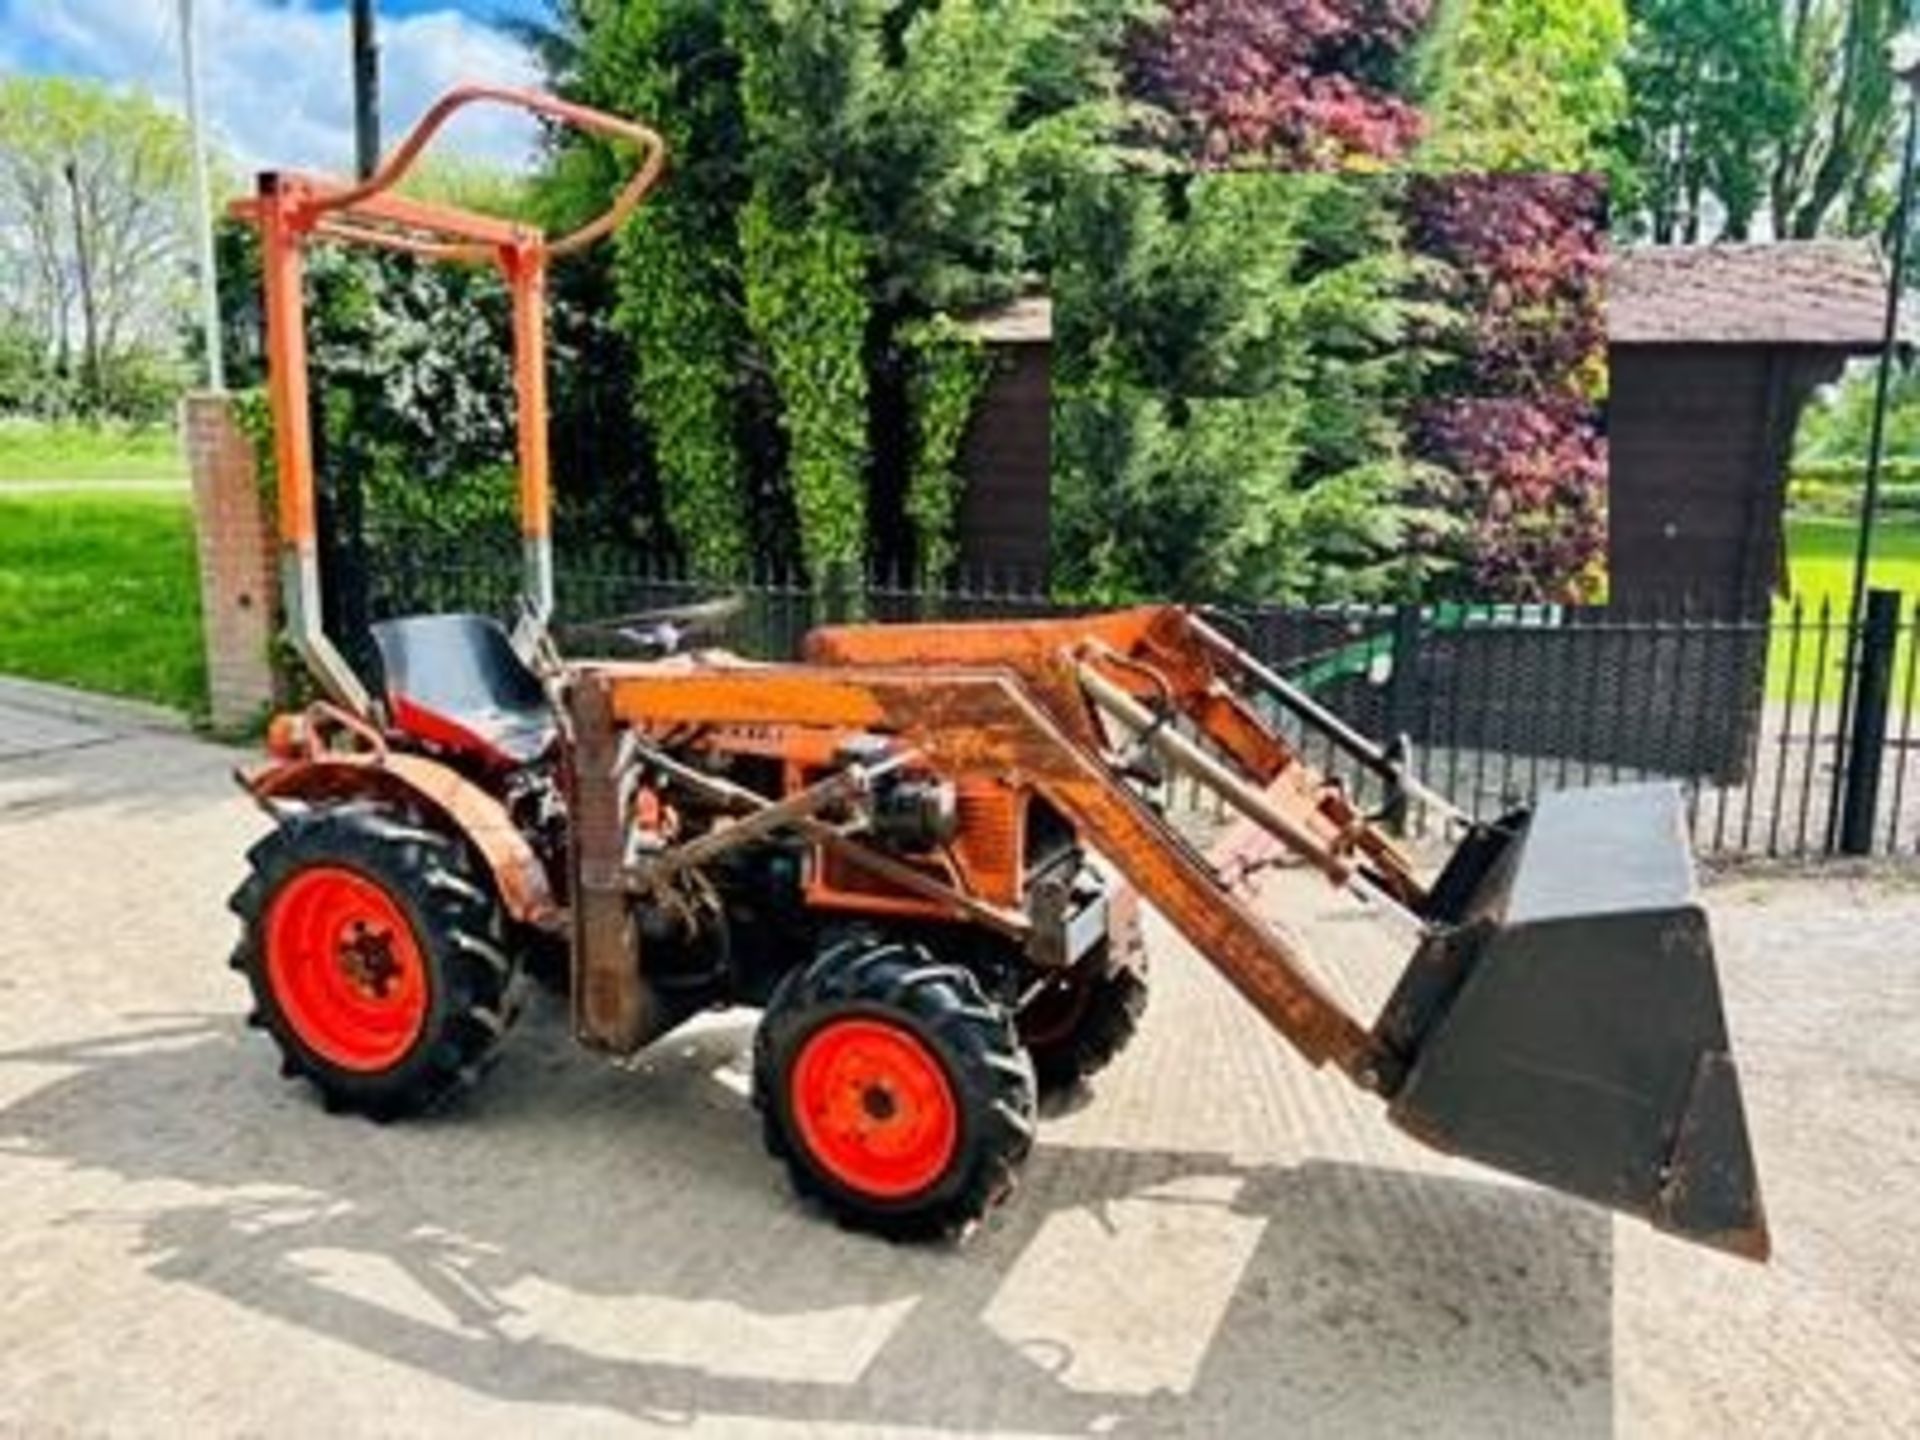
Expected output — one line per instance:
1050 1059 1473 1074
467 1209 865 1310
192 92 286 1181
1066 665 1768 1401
790 1018 959 1199
265 866 428 1071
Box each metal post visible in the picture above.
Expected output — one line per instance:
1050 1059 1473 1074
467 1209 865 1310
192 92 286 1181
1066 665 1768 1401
1380 604 1422 832
1829 69 1920 846
821 559 856 625
1840 590 1902 855
507 244 555 619
351 0 381 180
177 0 223 390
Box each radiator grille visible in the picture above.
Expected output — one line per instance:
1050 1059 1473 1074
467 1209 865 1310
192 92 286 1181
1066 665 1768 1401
954 780 1021 905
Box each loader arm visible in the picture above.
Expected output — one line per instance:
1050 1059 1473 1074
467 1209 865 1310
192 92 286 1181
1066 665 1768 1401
586 612 1769 1261
804 605 1426 904
577 663 1384 1075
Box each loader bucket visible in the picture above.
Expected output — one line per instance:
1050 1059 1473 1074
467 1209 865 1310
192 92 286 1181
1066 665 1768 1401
1377 783 1768 1260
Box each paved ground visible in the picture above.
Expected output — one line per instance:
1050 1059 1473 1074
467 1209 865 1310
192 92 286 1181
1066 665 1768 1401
1 690 1916 1437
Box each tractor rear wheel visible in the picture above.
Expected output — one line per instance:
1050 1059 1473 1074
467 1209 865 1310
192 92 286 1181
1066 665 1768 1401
754 933 1036 1239
229 803 521 1120
1021 962 1149 1096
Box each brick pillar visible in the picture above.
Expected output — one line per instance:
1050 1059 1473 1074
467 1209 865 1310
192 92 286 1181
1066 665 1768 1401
185 394 280 729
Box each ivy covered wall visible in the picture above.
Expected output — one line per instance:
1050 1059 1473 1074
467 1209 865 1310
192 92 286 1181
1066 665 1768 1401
532 0 1144 585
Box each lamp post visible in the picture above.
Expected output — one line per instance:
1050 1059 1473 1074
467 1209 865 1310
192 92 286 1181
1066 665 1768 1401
352 0 380 180
1828 29 1920 851
177 0 223 391
1846 32 1920 635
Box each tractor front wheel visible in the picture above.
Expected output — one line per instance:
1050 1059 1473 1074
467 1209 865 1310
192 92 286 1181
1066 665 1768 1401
229 803 521 1119
754 933 1036 1239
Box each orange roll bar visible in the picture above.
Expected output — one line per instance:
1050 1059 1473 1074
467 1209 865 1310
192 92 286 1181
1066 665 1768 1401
231 85 667 711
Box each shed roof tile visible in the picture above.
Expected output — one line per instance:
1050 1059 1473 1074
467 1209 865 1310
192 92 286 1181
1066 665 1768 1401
1610 241 1895 348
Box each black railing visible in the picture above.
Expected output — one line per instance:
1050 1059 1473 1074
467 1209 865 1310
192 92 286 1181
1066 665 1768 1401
364 534 1920 861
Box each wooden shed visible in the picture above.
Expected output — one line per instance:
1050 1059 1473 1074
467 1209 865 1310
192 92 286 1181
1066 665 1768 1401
953 298 1053 588
953 244 1897 614
1607 241 1895 615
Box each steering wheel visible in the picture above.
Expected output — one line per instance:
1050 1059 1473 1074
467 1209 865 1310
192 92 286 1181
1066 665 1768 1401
557 595 746 659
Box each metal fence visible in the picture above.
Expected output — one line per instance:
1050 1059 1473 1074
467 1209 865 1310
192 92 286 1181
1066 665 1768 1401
364 533 1920 862
1263 596 1919 863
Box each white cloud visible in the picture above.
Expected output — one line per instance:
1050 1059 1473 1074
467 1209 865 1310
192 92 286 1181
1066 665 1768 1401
0 0 541 179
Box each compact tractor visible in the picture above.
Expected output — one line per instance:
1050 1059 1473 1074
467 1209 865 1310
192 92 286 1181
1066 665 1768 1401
228 88 1767 1254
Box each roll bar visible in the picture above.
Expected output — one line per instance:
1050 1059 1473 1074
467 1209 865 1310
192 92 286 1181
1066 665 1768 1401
232 86 668 714
291 85 667 261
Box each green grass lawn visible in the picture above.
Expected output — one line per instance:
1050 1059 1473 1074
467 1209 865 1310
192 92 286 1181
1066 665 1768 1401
1770 515 1920 705
0 419 185 483
1780 514 1920 608
0 488 205 713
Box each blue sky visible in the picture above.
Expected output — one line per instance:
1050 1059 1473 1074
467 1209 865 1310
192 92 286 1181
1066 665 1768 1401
0 0 550 174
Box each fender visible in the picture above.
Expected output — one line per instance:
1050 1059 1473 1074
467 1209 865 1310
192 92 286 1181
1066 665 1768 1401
239 751 560 929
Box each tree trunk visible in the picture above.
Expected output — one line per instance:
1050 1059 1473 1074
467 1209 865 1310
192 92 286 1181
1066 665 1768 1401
1794 0 1870 240
62 158 101 414
1771 0 1816 233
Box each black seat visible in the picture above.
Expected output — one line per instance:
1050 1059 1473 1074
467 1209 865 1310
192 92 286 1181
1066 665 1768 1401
370 614 555 767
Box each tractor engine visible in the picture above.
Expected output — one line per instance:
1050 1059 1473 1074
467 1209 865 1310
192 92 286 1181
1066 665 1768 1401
587 727 1126 1042
867 769 959 852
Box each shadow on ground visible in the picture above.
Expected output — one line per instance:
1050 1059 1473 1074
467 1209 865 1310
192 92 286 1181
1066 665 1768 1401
0 1005 1614 1434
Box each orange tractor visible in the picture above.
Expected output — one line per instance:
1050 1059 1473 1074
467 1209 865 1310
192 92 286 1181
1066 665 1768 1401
228 89 1767 1254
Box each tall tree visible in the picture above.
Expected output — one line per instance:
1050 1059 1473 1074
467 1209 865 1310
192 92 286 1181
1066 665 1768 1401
1771 0 1903 239
1618 0 1908 243
1617 0 1799 242
530 0 1140 580
1127 0 1435 168
1408 173 1610 601
1053 172 1457 603
0 77 197 413
1417 0 1630 176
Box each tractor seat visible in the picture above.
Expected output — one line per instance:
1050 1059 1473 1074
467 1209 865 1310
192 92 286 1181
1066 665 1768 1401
371 613 556 768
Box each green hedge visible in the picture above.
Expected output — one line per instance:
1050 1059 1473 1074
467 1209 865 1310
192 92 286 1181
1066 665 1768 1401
1788 462 1920 516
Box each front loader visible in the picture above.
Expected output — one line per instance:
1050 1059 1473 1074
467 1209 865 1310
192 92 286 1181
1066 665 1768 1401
227 88 1767 1256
